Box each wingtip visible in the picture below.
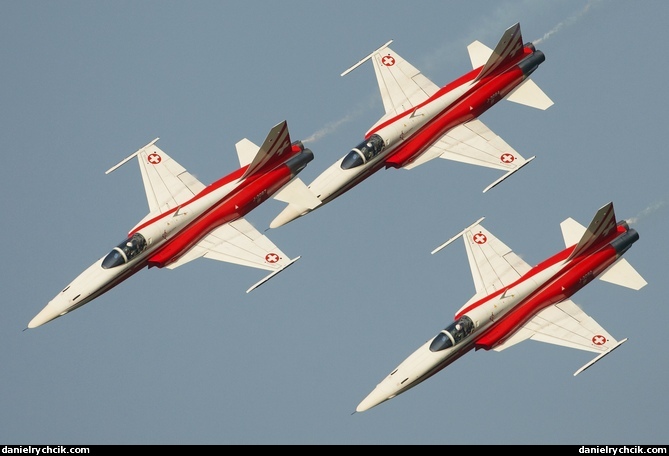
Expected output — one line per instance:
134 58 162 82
482 157 535 193
246 257 301 293
573 338 628 376
431 217 485 254
341 39 394 77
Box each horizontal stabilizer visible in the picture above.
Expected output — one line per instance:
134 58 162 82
505 79 554 110
235 138 258 168
560 217 586 249
574 338 628 376
467 40 492 70
246 257 301 293
599 258 647 290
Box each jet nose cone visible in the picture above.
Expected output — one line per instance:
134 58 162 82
355 399 376 413
269 205 311 229
356 388 391 413
28 291 80 328
27 305 61 329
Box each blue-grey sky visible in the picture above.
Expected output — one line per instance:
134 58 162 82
2 0 667 445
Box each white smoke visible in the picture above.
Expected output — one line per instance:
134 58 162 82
305 0 609 143
626 200 667 226
302 93 378 144
302 111 359 144
532 0 605 46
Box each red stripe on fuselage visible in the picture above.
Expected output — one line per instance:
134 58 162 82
135 164 294 268
129 166 248 236
364 45 532 141
454 224 626 320
369 48 533 170
385 66 527 169
367 68 482 138
473 244 620 351
454 246 572 320
129 141 303 237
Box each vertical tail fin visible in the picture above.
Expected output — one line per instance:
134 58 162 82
561 202 647 289
468 23 553 110
472 22 524 82
238 120 298 180
565 202 617 261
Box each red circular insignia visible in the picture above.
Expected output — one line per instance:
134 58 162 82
148 153 162 165
473 233 487 244
500 153 515 163
265 253 280 263
382 55 396 67
592 334 607 346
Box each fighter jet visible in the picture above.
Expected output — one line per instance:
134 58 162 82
29 121 312 329
270 23 552 228
356 202 647 412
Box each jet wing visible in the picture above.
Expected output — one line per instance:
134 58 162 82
106 139 207 216
402 118 535 192
164 216 300 292
432 218 532 315
493 299 628 375
341 41 439 134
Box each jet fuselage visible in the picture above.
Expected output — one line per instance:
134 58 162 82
298 46 544 212
29 148 313 328
356 222 639 412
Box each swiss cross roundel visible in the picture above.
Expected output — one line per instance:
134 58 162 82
265 253 280 263
148 153 162 165
473 232 487 244
592 334 607 346
500 153 515 164
382 55 396 67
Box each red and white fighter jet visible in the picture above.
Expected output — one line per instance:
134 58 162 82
29 120 312 329
270 23 553 228
356 202 647 412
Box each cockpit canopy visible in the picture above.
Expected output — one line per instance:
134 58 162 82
340 134 385 170
429 316 475 352
101 233 148 269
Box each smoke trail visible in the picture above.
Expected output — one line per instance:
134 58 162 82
532 0 605 45
302 94 378 144
302 111 359 144
626 200 667 225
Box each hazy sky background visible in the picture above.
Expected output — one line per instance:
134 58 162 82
2 0 667 445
